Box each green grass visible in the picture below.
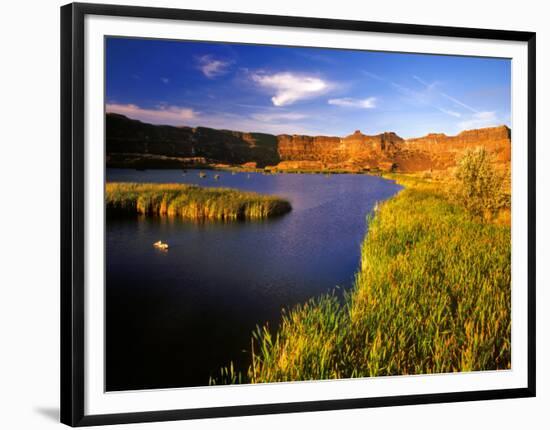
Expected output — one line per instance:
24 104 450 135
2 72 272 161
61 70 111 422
212 175 511 384
106 182 291 221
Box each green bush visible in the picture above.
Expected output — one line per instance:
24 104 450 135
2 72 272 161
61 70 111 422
451 148 510 220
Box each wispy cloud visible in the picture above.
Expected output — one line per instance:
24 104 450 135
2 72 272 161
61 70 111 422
328 97 376 109
440 92 478 113
251 112 308 122
458 111 499 130
194 111 318 135
391 81 433 107
363 71 385 82
437 107 461 118
414 77 502 129
412 74 479 114
251 72 331 106
106 103 198 125
160 77 170 84
107 102 317 134
294 51 336 64
397 74 484 120
412 75 438 91
197 55 231 79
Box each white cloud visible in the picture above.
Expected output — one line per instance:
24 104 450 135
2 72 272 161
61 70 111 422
160 77 169 84
440 92 478 113
412 75 439 91
251 112 308 122
251 72 330 106
197 55 231 79
394 75 483 120
192 111 318 135
438 107 462 118
363 71 384 81
391 82 431 105
106 103 198 125
328 97 376 109
106 103 317 134
458 111 499 130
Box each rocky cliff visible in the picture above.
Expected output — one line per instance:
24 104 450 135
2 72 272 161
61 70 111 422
106 113 510 173
399 126 511 171
277 130 403 162
276 130 404 172
106 113 280 167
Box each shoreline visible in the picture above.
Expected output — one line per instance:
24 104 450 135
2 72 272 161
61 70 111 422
106 163 389 177
212 172 511 384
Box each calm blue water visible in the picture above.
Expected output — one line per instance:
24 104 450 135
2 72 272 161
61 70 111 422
105 169 402 390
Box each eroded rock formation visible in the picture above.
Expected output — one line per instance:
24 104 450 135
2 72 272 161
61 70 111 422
106 113 280 167
106 113 510 173
399 126 511 171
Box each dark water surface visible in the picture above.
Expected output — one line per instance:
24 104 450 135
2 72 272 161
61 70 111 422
105 169 402 391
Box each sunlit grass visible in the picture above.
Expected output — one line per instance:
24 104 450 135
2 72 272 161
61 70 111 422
212 175 511 384
106 182 291 221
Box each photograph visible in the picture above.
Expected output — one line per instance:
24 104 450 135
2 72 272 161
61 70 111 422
0 0 544 428
104 36 513 392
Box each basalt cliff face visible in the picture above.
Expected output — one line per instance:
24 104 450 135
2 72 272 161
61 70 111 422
276 130 404 172
276 127 510 172
399 126 511 171
106 113 511 173
106 113 280 168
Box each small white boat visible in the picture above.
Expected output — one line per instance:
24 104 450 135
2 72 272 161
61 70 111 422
153 240 169 250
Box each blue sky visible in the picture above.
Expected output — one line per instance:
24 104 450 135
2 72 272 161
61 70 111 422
106 37 511 138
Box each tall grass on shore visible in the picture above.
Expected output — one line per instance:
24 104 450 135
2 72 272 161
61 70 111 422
212 175 511 384
106 182 291 221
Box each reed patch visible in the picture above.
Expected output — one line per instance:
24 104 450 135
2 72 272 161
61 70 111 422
106 182 292 221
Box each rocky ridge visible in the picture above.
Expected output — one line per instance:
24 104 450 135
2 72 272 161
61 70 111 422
106 113 511 173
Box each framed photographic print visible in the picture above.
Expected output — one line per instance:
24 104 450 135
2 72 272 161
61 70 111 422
60 2 536 426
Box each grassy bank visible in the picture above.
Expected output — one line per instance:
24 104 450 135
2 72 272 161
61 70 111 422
212 174 511 384
106 182 291 221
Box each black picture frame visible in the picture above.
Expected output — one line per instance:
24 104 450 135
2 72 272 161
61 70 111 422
60 2 536 426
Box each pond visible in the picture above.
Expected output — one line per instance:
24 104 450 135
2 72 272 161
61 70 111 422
105 168 402 391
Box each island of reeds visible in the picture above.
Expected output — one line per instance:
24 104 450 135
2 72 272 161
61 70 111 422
106 182 292 221
212 148 511 384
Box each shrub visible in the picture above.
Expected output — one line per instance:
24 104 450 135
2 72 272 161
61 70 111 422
451 148 510 220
